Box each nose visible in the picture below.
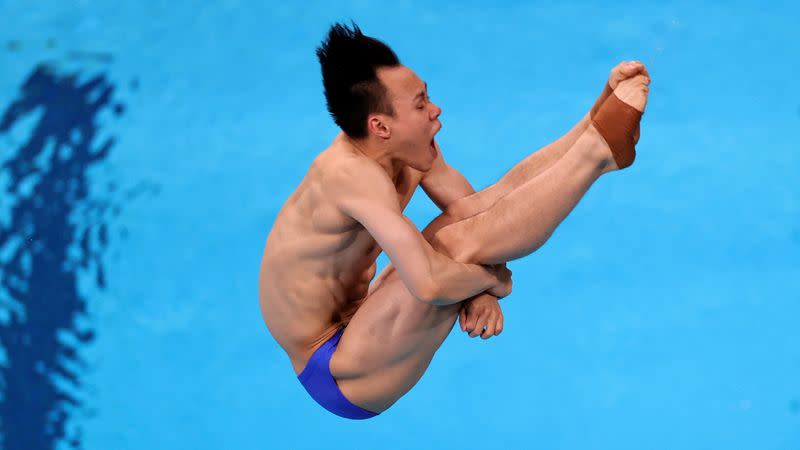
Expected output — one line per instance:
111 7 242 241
430 102 442 120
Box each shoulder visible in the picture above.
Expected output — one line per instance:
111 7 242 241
322 148 387 187
321 149 397 213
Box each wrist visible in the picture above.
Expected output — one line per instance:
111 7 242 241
479 264 500 285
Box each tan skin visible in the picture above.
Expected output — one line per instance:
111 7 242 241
259 62 649 413
258 64 508 412
260 67 424 358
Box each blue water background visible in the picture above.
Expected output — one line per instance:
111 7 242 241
1 1 798 449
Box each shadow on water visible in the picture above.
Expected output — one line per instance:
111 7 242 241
0 64 124 450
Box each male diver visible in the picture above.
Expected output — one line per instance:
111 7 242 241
259 21 650 419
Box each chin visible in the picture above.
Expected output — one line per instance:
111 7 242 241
410 160 431 172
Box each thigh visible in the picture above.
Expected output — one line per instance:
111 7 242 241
330 212 470 412
335 266 460 372
332 267 463 412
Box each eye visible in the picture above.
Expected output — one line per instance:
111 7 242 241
417 94 429 109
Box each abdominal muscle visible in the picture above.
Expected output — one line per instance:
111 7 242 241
258 258 346 374
258 142 423 376
258 201 378 375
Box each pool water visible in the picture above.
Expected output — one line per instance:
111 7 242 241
1 1 798 449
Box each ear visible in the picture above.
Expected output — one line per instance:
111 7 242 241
367 115 391 139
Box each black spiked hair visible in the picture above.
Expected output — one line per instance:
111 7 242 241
316 21 401 139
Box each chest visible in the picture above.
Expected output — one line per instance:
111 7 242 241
307 164 425 240
394 166 424 209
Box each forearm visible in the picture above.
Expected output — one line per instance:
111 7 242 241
426 259 497 306
395 225 496 306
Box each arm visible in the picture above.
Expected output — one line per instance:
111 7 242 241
327 159 499 306
420 142 477 213
420 142 513 290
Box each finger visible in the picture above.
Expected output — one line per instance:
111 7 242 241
459 307 467 331
469 314 487 337
465 312 479 335
495 313 504 336
481 315 497 340
469 322 484 337
464 313 478 334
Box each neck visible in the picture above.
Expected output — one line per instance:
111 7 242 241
341 133 404 182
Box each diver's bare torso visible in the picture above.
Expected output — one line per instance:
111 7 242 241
258 133 425 375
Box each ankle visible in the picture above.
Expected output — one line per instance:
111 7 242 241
581 124 616 170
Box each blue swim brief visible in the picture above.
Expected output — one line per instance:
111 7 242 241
297 327 379 420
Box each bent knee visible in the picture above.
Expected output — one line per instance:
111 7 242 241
420 209 459 242
428 222 477 262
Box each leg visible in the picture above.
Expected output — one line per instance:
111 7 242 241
331 210 477 413
445 112 591 221
332 124 612 414
439 77 649 263
436 124 613 264
331 80 648 414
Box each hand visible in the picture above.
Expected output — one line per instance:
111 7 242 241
484 263 512 299
459 292 504 339
608 60 650 90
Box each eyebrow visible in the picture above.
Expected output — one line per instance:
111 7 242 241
413 82 428 101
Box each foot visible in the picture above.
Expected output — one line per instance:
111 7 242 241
611 74 650 114
583 124 619 173
589 61 649 119
590 74 650 171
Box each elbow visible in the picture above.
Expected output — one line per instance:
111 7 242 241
414 277 439 304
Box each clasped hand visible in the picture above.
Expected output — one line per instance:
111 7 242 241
485 263 512 299
459 263 511 340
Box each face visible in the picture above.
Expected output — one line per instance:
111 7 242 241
373 65 442 170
